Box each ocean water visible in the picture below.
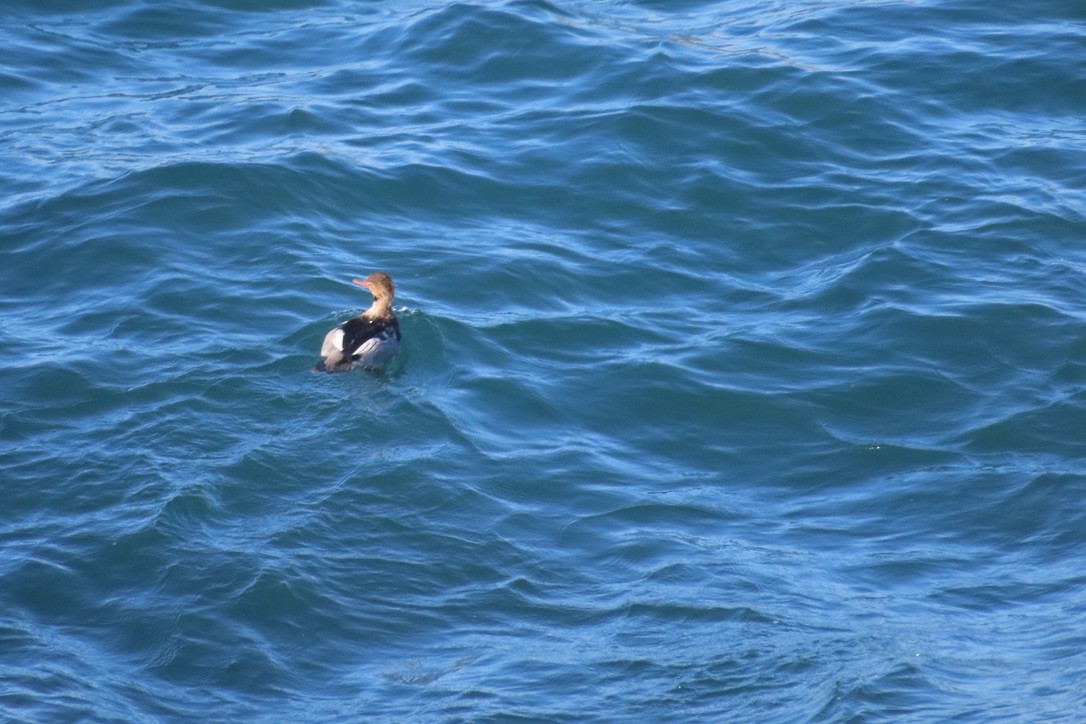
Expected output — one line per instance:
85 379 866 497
2 0 1086 720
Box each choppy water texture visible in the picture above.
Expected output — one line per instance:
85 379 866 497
3 0 1086 720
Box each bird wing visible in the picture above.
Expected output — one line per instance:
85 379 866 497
320 327 345 358
340 317 395 358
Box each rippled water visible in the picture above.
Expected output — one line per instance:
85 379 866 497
3 0 1086 720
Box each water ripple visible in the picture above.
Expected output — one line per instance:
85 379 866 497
3 0 1086 720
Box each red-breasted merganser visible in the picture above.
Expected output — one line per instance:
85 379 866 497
314 272 401 372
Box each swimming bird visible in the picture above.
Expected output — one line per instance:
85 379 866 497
314 272 401 372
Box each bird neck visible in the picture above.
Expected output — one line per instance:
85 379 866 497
363 296 392 319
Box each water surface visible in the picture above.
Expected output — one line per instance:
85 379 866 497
2 0 1086 720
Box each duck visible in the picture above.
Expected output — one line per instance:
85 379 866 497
314 272 401 372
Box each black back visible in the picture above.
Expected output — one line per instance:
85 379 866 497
340 316 400 358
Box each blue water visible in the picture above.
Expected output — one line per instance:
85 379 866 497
3 0 1086 720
